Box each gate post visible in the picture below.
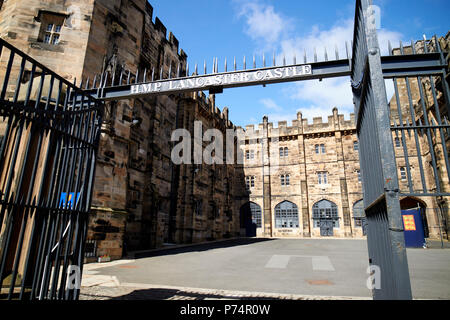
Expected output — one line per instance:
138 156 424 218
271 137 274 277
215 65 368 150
352 0 412 299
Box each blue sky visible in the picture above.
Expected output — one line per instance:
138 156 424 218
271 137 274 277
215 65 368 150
149 0 449 128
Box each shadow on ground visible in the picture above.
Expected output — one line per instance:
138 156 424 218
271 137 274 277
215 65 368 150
131 238 274 260
106 288 274 300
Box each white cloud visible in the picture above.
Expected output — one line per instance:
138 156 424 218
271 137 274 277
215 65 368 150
234 2 404 123
235 0 293 50
260 98 282 112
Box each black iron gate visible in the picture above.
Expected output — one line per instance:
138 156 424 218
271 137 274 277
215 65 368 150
0 0 449 301
0 38 103 300
353 0 450 299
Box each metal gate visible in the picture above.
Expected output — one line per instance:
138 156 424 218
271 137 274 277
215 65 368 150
0 0 449 301
353 0 450 299
0 39 103 300
319 220 334 237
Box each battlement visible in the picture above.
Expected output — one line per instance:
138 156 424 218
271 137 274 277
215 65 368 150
247 108 356 137
147 2 187 60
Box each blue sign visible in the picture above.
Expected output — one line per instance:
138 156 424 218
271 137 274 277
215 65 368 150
401 209 426 248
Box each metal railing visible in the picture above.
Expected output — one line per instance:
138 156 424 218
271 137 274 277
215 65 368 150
0 38 103 300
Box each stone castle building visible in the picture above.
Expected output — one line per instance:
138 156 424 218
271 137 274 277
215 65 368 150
0 0 448 261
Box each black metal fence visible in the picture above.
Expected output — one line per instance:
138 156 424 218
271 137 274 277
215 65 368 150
0 38 103 300
353 0 450 300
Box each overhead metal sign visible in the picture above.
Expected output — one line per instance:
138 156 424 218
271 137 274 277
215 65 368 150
130 65 312 96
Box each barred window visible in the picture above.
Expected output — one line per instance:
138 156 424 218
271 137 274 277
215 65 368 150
275 201 299 228
313 200 339 228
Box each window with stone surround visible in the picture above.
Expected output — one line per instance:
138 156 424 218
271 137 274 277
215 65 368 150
37 11 66 45
280 174 290 186
313 200 339 228
279 147 289 158
246 150 255 160
246 176 255 189
395 137 403 148
315 144 326 154
357 170 362 183
275 201 299 228
400 167 407 181
318 171 328 185
354 141 359 151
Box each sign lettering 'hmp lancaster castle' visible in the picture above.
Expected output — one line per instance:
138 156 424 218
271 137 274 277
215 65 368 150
131 65 313 95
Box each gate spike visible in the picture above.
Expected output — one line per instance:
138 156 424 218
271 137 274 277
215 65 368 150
85 76 90 89
92 75 97 89
399 40 404 55
283 55 286 66
159 67 163 80
263 53 266 67
168 64 171 79
335 45 339 60
127 70 131 84
111 71 116 86
234 57 236 71
186 63 189 77
79 78 84 89
195 63 198 75
324 47 328 61
212 58 216 73
224 58 227 72
135 69 139 83
293 53 296 65
253 55 256 69
216 58 219 73
388 40 393 56
143 68 147 82
176 64 180 78
273 51 276 66
119 71 124 86
411 39 416 54
243 56 246 70
104 72 109 87
204 60 207 74
304 49 307 64
151 67 155 81
314 48 317 63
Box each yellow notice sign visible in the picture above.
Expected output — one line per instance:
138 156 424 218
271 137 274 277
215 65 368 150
403 215 416 231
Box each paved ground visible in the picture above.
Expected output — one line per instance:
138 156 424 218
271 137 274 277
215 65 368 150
80 238 450 300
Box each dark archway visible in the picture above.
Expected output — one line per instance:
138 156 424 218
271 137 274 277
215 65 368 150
400 197 429 238
240 202 262 237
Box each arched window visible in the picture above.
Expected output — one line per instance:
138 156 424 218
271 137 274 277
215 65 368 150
240 202 262 228
312 200 339 228
284 147 289 157
275 201 299 228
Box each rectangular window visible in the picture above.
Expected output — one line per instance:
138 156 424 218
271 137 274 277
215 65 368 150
357 170 362 183
400 167 407 181
354 141 359 151
37 12 65 45
318 172 328 185
321 144 326 154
